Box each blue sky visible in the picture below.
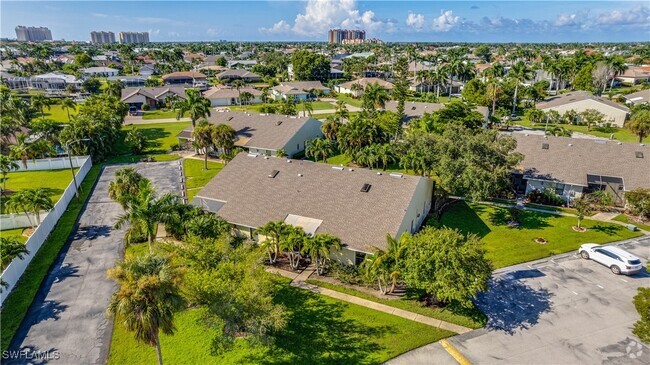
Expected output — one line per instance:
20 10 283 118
1 1 648 42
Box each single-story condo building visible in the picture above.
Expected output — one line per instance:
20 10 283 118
383 101 489 122
120 86 186 110
624 89 650 106
203 86 263 106
616 66 650 85
176 111 323 157
535 91 630 128
336 77 394 97
162 71 208 90
82 66 119 78
271 81 330 101
191 153 433 265
511 133 649 205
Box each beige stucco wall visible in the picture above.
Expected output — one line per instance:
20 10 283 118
540 99 629 127
396 177 434 236
283 117 324 157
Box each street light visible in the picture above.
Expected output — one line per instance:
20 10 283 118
65 138 90 200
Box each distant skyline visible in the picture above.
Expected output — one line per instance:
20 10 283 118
1 1 649 43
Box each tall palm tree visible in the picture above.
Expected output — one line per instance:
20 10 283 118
362 82 389 112
31 94 51 119
255 220 288 264
60 98 77 122
0 155 19 193
280 226 307 271
114 180 180 253
305 137 334 163
192 122 215 169
321 117 341 141
107 254 183 365
108 167 144 208
362 234 407 294
6 191 35 228
9 135 35 168
239 91 254 106
607 56 628 92
302 100 313 117
212 123 237 157
628 109 650 143
508 61 534 115
21 188 54 225
486 81 503 117
334 100 349 121
231 79 245 105
1 237 29 269
176 89 211 128
303 233 341 275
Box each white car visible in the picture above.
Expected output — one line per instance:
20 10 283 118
578 244 644 275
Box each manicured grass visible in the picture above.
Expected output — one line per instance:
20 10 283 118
116 121 191 155
1 164 102 352
612 214 650 231
432 201 642 268
306 279 486 329
516 119 640 143
523 202 595 216
141 109 179 120
104 154 181 165
183 159 224 201
108 275 452 365
1 168 78 213
335 94 362 108
40 104 79 123
314 111 361 120
0 228 28 244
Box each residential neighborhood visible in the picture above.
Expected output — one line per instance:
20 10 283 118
0 1 649 365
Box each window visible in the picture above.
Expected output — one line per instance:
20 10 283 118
555 184 565 196
354 251 366 266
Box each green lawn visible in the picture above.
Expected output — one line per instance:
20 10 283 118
516 118 640 143
314 111 361 120
183 159 224 201
432 201 642 268
116 122 191 155
306 279 486 329
1 164 102 352
141 109 179 120
335 94 362 108
40 104 79 123
1 168 78 213
109 275 452 365
612 214 650 231
0 228 28 244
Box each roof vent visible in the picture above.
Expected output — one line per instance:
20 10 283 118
376 172 382 175
411 106 416 110
276 121 283 126
525 133 529 136
568 143 573 147
636 151 644 159
348 168 354 172
227 116 234 121
332 166 344 171
287 159 292 163
268 170 279 178
264 156 269 159
617 142 623 145
542 143 549 150
389 172 403 178
360 183 372 193
298 173 303 177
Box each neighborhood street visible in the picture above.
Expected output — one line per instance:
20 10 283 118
7 162 182 365
387 236 650 365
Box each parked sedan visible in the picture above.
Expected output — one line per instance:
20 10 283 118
578 244 644 275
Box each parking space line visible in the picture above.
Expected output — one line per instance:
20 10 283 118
440 339 472 365
621 278 628 283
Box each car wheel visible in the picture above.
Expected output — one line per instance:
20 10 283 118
580 251 589 259
610 265 621 275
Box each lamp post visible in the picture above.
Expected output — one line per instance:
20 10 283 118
65 138 90 200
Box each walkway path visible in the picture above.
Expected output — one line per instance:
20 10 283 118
267 264 473 334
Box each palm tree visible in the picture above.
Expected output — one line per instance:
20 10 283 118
231 79 245 105
546 126 572 137
239 91 254 106
6 191 35 228
334 100 349 120
350 82 364 98
255 220 288 264
628 109 650 143
108 167 144 208
21 188 54 225
9 135 35 168
321 117 341 141
212 123 237 156
105 80 124 98
607 56 628 92
508 61 534 115
302 101 313 117
60 98 77 122
280 226 307 271
0 155 19 193
486 81 503 118
192 123 216 170
303 233 341 275
114 180 180 253
305 137 334 163
361 234 407 294
362 82 389 112
0 237 29 269
176 89 211 128
107 254 183 365
31 94 51 119
376 144 394 170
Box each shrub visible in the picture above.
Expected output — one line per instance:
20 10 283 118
508 206 522 223
330 262 365 286
526 188 565 206
141 104 150 111
125 128 147 155
259 105 277 114
170 143 181 151
626 188 650 219
633 287 650 344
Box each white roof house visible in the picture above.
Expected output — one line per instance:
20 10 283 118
82 67 119 78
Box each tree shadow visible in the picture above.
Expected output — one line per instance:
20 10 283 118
433 201 492 239
30 300 68 326
590 224 623 236
72 225 112 241
51 263 79 283
516 210 552 230
488 208 509 226
475 270 553 335
242 285 389 364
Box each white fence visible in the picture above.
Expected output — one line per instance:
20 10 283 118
0 156 92 305
12 156 88 172
0 210 50 230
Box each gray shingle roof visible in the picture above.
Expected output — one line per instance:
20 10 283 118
512 132 649 190
178 111 320 151
194 153 428 252
624 89 650 105
383 101 489 120
536 91 630 113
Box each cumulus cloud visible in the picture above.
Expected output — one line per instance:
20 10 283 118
206 28 218 37
148 29 161 36
263 0 395 37
554 14 581 27
431 10 460 32
406 12 425 30
259 20 291 34
592 6 649 26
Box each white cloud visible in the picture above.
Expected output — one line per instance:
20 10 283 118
259 20 291 34
148 29 161 36
91 12 109 18
554 14 580 27
406 12 425 30
431 10 460 32
268 0 395 37
168 31 180 38
593 6 649 26
206 28 218 37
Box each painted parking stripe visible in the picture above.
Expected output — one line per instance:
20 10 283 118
440 339 472 365
621 278 628 283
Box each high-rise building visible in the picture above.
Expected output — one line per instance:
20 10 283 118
328 29 365 44
118 32 150 44
15 26 53 42
90 31 116 44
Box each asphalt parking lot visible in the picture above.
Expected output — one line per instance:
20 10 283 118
7 161 183 365
388 236 650 365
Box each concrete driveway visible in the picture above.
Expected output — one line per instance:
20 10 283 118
7 161 183 365
387 236 650 365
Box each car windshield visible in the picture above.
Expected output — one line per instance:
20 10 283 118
628 259 642 265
